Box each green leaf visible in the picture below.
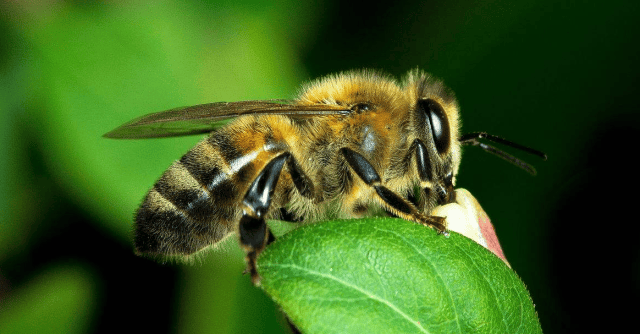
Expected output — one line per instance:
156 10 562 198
258 218 541 334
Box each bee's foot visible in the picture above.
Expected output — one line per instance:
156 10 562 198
245 253 262 286
417 215 448 235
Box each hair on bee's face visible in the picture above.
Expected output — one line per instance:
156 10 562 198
402 70 462 191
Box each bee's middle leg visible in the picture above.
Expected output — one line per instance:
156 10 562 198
340 147 447 233
277 152 316 223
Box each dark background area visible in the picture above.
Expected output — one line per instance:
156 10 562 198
1 0 638 333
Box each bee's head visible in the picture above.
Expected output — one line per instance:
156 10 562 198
404 70 462 206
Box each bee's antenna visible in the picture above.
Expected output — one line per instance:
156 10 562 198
459 132 547 176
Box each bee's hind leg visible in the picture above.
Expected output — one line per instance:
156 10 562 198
239 151 317 284
238 152 292 285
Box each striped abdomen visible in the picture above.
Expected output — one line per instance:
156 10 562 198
134 117 294 256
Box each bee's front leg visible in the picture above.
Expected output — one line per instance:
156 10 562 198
239 153 289 285
340 147 447 233
411 139 455 205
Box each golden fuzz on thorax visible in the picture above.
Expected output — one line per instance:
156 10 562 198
298 70 406 111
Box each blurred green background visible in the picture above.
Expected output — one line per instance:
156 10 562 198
1 0 638 333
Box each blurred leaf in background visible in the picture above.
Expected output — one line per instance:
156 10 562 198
0 265 97 334
1 0 639 333
1 0 315 333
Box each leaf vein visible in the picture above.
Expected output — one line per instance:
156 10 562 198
262 263 432 334
451 241 510 332
372 226 463 333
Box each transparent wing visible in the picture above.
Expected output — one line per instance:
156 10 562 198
103 100 351 139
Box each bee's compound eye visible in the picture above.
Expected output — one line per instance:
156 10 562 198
444 172 453 186
419 99 450 154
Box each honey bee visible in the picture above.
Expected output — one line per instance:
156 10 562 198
105 69 545 284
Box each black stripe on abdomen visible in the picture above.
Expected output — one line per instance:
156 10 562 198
134 159 239 255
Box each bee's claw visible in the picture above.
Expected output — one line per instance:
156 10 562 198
416 214 448 235
245 253 262 285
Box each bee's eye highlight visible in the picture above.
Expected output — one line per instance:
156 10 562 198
419 99 450 154
352 103 371 113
